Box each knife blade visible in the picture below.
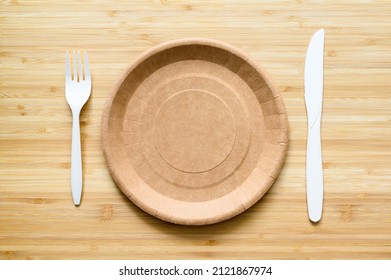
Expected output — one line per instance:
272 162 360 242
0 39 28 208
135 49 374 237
304 28 325 223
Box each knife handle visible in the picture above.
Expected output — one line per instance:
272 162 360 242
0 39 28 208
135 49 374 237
71 109 82 206
306 111 323 223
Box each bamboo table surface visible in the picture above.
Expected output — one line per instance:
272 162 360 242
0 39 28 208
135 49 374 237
1 0 390 260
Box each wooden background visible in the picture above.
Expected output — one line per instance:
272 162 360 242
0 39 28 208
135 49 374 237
1 0 390 259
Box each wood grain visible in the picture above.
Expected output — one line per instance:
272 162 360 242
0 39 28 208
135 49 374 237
1 0 390 259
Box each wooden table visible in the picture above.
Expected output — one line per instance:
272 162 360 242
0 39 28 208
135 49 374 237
1 0 390 260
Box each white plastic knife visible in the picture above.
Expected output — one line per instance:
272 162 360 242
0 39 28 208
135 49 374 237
304 28 325 223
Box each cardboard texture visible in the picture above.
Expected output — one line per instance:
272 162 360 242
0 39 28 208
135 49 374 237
101 38 288 225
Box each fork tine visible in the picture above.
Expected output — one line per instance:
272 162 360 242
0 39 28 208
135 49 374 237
77 51 83 81
73 51 77 81
84 51 90 81
65 51 71 80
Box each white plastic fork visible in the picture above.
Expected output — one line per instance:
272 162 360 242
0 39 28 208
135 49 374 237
65 51 92 206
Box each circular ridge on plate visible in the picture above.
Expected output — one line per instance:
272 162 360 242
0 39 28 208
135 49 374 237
101 38 288 225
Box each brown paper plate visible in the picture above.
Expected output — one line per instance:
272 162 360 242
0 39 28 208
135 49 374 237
102 38 288 225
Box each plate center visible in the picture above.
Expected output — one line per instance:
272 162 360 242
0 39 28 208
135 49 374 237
154 89 236 173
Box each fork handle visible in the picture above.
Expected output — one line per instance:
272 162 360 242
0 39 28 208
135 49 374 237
71 109 82 206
